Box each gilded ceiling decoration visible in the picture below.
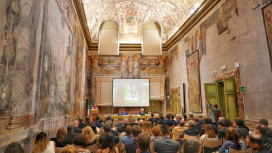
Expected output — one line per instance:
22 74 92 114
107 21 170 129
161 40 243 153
82 0 204 43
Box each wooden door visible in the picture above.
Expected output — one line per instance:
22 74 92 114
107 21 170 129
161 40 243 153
223 78 237 122
204 83 220 117
172 90 180 114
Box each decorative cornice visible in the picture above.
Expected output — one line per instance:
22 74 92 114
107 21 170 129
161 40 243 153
74 0 221 54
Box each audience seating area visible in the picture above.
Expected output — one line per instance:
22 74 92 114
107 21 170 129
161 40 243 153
3 113 272 153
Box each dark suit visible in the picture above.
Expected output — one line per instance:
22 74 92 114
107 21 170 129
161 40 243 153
125 139 138 153
62 132 78 146
218 127 227 139
179 128 200 138
139 111 145 116
78 122 87 129
265 127 272 138
121 112 128 115
194 123 202 131
163 119 174 126
174 120 181 126
94 120 103 128
236 126 249 138
50 138 66 147
153 137 179 153
74 127 82 133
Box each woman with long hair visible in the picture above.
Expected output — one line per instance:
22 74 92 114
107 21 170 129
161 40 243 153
51 127 67 147
33 132 55 153
82 126 98 146
142 121 152 136
96 133 119 153
150 125 162 143
199 124 218 143
219 127 246 153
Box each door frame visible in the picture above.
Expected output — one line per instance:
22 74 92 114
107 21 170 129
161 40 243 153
171 87 181 114
214 69 245 119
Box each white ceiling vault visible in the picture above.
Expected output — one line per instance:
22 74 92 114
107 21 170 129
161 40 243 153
82 0 204 43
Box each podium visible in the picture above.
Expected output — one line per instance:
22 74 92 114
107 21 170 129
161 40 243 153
91 109 99 121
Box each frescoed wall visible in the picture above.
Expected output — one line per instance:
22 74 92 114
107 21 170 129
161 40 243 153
0 0 87 152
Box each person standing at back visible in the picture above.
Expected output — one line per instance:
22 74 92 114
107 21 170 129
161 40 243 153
205 99 220 124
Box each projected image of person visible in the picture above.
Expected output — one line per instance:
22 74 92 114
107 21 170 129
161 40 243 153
125 83 139 99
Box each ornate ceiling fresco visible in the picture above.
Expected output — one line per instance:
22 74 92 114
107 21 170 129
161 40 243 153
82 0 204 43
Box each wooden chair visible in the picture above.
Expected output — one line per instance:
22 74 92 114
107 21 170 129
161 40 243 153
119 142 125 153
172 129 184 141
183 134 200 140
229 147 253 153
202 139 222 153
55 147 63 153
85 144 98 153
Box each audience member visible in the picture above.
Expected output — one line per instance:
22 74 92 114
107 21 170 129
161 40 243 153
153 114 160 125
174 114 182 126
199 124 218 143
254 124 272 151
94 116 103 128
151 125 162 143
121 125 133 144
193 118 202 131
121 108 128 116
78 118 87 129
60 145 77 153
224 119 233 127
219 127 246 153
102 123 119 144
82 126 98 146
90 123 100 137
139 108 145 116
163 113 174 126
131 117 138 127
246 133 272 153
73 120 82 133
137 133 151 153
125 125 142 153
51 127 67 147
172 120 187 141
72 134 90 153
183 138 201 153
97 133 119 153
33 132 55 153
157 114 164 125
233 118 249 138
153 125 179 153
180 120 199 138
200 118 218 136
142 121 152 136
217 120 227 139
4 142 25 153
148 113 155 125
62 125 78 146
259 119 272 138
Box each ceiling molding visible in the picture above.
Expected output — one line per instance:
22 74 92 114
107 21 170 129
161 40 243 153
74 0 221 54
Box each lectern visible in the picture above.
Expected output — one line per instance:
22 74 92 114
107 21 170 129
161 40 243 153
91 109 99 121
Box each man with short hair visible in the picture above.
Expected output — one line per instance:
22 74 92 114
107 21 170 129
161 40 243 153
148 113 155 126
172 120 187 141
180 120 200 138
139 108 145 116
125 125 142 153
94 116 103 128
102 123 119 144
259 119 272 138
193 118 202 131
131 117 138 127
217 120 227 139
174 114 182 126
121 125 133 144
246 133 272 153
183 138 201 153
254 124 272 151
205 99 220 124
200 118 218 136
62 125 78 145
153 125 179 153
233 118 249 138
163 113 174 126
78 118 87 129
137 133 151 153
72 120 82 133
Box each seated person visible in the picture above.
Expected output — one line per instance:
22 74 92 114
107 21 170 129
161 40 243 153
121 109 128 116
219 127 246 153
163 113 174 126
179 120 200 138
199 124 218 143
72 120 82 133
125 125 142 153
121 125 133 144
217 120 227 139
78 118 87 129
247 133 272 153
172 121 187 141
183 138 202 153
259 119 272 138
153 125 179 153
50 127 67 147
200 118 218 136
4 142 25 153
233 118 249 138
97 133 119 153
138 108 145 116
137 133 151 153
62 125 78 146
